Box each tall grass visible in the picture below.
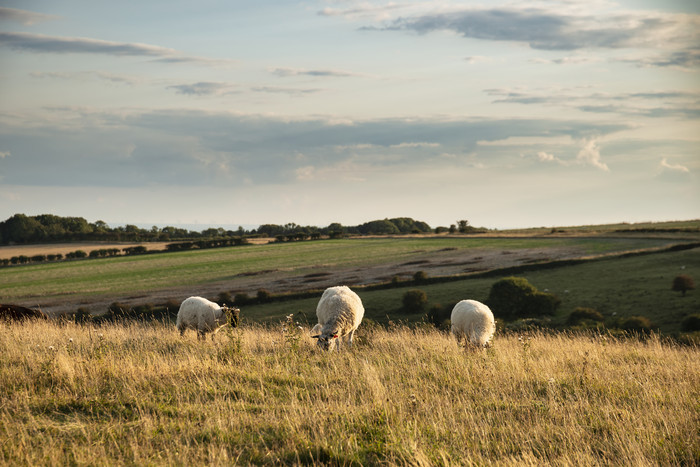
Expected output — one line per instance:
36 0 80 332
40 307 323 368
1 320 697 465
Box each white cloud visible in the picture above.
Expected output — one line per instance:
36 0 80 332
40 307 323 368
0 7 58 25
167 82 238 96
0 31 232 67
576 138 609 171
0 31 176 56
30 71 142 86
0 151 9 158
464 55 495 64
318 3 411 21
251 86 323 96
659 157 690 173
270 67 369 78
385 6 699 50
529 55 601 65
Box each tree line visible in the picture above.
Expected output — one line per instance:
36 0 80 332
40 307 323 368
0 214 485 245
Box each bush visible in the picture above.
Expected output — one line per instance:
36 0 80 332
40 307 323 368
164 299 181 314
402 289 427 314
234 293 251 306
108 302 131 319
505 317 553 332
256 289 271 303
486 276 560 320
426 303 451 329
413 271 428 283
672 274 694 296
567 307 605 325
217 292 234 306
619 316 653 333
681 314 700 332
74 308 92 324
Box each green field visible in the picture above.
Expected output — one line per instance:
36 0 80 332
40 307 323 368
2 234 699 334
240 247 700 334
0 236 689 301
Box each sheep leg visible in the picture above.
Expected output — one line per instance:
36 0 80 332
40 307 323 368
346 329 355 348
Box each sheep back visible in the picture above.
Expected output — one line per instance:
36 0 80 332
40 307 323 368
315 286 364 338
176 296 226 336
450 299 495 347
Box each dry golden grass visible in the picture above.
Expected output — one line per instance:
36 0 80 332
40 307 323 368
0 320 697 466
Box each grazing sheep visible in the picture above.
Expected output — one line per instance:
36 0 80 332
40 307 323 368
450 299 495 348
311 286 364 351
176 296 238 340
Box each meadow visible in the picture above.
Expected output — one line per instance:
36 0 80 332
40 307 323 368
210 245 700 334
0 320 697 466
0 235 693 311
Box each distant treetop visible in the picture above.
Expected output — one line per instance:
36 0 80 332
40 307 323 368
0 213 437 244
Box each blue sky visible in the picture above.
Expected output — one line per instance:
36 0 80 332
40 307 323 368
0 1 698 229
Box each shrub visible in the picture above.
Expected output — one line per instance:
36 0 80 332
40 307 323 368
256 289 271 303
74 308 92 324
413 270 428 283
426 303 451 329
217 292 234 306
164 299 181 315
234 293 251 306
108 302 131 319
505 317 553 332
567 307 605 325
66 250 87 259
672 274 694 296
486 276 560 320
619 316 653 333
402 289 427 314
133 303 154 316
680 314 700 332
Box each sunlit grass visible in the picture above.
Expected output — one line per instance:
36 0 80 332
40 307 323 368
1 320 697 465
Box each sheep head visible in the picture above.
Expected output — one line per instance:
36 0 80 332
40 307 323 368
311 333 338 351
222 306 240 327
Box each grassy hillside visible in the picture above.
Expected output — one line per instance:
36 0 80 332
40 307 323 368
499 219 700 235
0 236 691 304
240 247 700 334
0 320 696 465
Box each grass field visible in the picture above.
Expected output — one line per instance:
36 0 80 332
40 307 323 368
0 236 690 304
208 246 700 334
0 320 696 466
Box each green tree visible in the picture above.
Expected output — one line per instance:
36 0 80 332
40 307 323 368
672 274 694 296
457 220 470 233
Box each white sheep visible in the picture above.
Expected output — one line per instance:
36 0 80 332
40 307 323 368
176 296 238 340
450 299 495 348
310 286 364 351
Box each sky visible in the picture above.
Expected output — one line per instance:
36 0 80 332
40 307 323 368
0 0 698 230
